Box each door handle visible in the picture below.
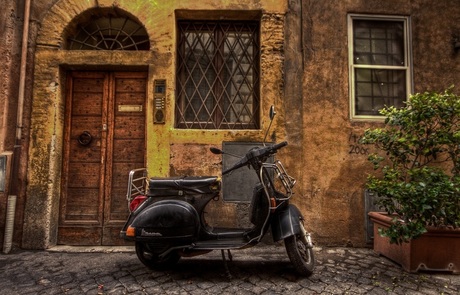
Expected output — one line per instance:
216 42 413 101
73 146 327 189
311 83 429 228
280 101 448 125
78 131 93 146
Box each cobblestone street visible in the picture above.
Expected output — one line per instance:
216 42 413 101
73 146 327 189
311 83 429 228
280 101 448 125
1 245 459 294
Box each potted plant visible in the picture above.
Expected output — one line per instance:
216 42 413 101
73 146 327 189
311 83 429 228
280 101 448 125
361 87 460 273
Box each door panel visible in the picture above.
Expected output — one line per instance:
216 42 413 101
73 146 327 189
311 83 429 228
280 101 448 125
60 72 106 236
59 71 146 245
102 72 147 245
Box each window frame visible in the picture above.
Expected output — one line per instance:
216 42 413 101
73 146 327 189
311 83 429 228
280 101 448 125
348 14 413 121
174 19 261 130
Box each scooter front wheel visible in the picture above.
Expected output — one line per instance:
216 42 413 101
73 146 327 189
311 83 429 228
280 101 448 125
135 242 181 270
284 222 315 276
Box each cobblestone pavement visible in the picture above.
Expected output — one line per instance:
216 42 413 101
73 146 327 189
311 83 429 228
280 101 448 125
0 245 459 294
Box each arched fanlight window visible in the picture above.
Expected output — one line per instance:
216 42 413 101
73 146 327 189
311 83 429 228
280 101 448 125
67 15 149 50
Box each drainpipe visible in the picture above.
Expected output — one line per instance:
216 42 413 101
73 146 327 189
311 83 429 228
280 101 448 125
3 0 32 253
16 0 31 143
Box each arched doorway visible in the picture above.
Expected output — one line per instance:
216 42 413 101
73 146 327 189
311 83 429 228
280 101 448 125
22 2 155 249
58 10 150 245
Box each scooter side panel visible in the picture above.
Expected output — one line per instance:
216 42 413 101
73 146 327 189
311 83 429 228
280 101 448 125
130 200 200 242
270 204 303 241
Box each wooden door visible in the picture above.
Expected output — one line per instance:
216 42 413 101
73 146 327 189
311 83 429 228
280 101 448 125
59 71 146 245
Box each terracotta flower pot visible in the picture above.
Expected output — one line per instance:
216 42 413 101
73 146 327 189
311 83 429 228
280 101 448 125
368 211 460 274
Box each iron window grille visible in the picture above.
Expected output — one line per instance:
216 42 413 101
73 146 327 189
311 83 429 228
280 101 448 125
348 15 412 120
175 20 260 129
67 16 150 50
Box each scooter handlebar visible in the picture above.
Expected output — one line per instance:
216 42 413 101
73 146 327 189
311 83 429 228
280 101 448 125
271 141 288 151
222 157 248 175
222 141 288 175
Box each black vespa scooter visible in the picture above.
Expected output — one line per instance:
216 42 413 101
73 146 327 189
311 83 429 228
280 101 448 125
120 106 315 276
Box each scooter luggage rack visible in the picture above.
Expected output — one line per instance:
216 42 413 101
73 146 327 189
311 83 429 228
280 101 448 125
126 168 148 204
261 160 296 209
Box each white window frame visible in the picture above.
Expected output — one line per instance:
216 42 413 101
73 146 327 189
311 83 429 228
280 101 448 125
348 14 413 121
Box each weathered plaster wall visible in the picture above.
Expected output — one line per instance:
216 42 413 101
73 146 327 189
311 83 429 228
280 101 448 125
2 0 459 249
22 0 288 248
0 2 17 153
411 0 460 90
0 0 56 249
286 0 460 246
0 0 20 248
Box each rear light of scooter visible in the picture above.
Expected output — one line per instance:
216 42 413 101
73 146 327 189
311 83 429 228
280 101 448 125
129 195 147 212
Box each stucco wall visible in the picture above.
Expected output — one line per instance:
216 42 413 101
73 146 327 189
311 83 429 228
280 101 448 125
1 0 459 249
0 0 18 248
287 0 460 246
22 0 288 249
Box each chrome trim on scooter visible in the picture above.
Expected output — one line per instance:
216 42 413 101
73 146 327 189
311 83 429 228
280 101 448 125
260 160 296 210
126 168 148 208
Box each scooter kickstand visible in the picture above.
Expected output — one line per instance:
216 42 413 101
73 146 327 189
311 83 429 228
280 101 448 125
227 249 233 262
221 249 232 279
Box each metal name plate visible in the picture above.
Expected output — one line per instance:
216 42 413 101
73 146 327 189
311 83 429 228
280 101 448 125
118 105 143 112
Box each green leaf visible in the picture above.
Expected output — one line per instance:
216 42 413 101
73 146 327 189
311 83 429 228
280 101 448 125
365 87 460 243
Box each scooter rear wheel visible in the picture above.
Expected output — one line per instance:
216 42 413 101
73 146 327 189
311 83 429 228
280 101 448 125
135 242 181 270
284 222 315 276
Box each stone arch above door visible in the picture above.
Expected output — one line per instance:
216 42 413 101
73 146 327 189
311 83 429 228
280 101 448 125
37 0 153 49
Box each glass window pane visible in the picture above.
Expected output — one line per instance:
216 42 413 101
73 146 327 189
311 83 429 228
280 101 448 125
355 68 406 116
176 21 260 129
372 40 387 53
354 27 370 39
353 19 404 66
357 82 372 96
355 39 371 52
67 16 149 50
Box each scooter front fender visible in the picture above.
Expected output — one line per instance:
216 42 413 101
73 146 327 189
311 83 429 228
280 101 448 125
270 204 303 242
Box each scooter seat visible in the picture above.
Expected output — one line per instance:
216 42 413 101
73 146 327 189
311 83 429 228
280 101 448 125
148 176 220 196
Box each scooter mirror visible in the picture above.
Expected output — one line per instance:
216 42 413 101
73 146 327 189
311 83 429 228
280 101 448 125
263 105 276 146
210 147 223 154
269 105 276 120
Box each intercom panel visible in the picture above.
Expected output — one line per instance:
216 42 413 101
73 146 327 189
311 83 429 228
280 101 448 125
154 79 166 124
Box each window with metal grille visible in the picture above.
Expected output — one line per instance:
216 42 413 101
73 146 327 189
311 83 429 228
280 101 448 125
348 15 412 120
175 20 260 129
67 15 149 50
